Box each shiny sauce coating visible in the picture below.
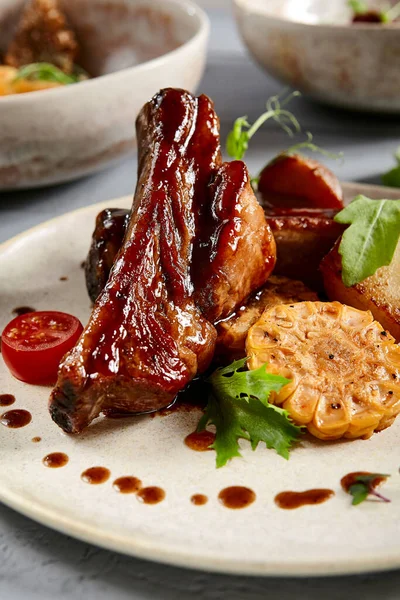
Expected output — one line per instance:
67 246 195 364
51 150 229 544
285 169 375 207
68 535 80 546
81 466 110 484
12 306 36 316
113 477 142 494
218 486 256 509
43 452 69 468
191 494 208 506
137 486 165 504
0 394 15 407
184 430 215 452
275 489 334 510
341 471 386 493
0 409 31 428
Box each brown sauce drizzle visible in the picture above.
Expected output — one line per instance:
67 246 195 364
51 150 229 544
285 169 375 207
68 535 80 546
137 486 165 504
0 394 15 407
12 306 36 316
31 436 42 443
113 476 142 494
341 471 385 493
184 430 215 452
43 452 69 468
218 486 256 509
81 466 110 484
0 409 31 428
150 378 208 418
59 276 68 281
191 494 208 506
275 489 334 510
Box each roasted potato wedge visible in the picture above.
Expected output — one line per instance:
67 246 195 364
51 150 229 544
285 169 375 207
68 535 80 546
246 301 400 440
266 211 345 291
216 275 318 361
258 153 344 210
321 240 400 342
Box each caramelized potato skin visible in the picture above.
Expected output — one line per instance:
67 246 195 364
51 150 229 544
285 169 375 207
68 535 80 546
321 240 400 342
266 212 344 291
258 154 344 210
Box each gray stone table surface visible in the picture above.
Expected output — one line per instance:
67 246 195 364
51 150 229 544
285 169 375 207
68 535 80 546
2 7 400 600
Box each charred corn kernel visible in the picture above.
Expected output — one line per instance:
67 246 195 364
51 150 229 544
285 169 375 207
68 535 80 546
246 301 400 441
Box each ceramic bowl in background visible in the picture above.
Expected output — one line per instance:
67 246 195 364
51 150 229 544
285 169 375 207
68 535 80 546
233 0 400 113
0 0 209 189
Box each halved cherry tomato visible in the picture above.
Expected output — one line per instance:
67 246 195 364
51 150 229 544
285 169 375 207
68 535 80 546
1 311 83 385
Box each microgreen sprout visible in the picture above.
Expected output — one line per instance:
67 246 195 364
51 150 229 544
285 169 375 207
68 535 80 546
226 91 301 161
13 62 87 85
284 132 344 162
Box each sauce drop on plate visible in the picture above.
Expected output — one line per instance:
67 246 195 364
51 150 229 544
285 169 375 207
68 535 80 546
191 494 208 506
341 471 386 493
43 452 69 468
31 436 42 443
137 486 165 504
113 476 142 494
81 466 110 484
218 486 256 509
275 489 334 510
184 430 215 452
12 306 36 316
0 409 31 428
0 394 15 407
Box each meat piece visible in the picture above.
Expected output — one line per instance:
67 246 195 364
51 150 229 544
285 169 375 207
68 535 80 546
258 154 344 210
216 276 318 361
50 88 276 433
85 209 130 303
5 0 78 73
50 89 219 433
192 161 276 322
84 184 276 319
266 209 345 291
247 301 400 440
321 239 400 342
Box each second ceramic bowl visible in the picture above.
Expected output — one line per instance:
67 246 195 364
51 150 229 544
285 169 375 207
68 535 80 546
0 0 209 189
234 0 400 113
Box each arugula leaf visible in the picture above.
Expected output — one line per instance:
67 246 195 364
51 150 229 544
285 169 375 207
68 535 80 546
348 0 368 14
334 195 400 286
382 146 400 187
226 91 301 161
14 62 86 85
197 358 302 468
347 473 390 506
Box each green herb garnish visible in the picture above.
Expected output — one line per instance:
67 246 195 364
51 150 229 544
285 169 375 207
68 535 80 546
197 358 302 468
284 131 344 161
14 62 86 85
334 195 400 286
226 91 301 161
382 146 400 187
346 473 390 505
348 0 400 22
348 0 368 14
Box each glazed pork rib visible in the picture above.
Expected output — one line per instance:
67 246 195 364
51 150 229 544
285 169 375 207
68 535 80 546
50 88 275 433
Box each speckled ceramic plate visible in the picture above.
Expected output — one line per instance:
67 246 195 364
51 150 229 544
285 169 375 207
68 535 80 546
1 183 400 577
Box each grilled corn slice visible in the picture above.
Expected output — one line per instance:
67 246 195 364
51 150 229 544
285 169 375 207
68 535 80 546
246 301 400 440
